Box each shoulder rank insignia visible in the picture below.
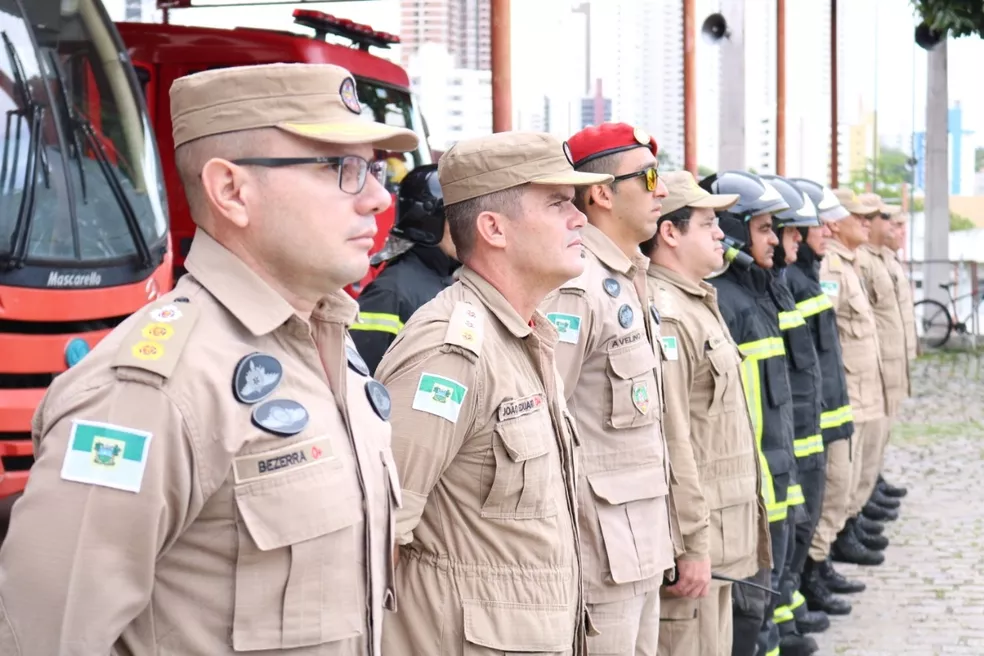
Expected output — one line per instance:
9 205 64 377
444 301 484 356
233 353 283 404
251 399 309 437
112 297 200 379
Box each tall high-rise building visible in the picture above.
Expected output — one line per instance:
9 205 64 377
400 0 490 71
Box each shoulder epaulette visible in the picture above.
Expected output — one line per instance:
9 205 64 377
557 270 589 295
111 297 200 380
655 284 682 321
827 252 844 273
443 301 484 357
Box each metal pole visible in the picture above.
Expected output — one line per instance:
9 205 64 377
830 0 838 186
776 0 785 175
491 0 512 133
683 0 697 174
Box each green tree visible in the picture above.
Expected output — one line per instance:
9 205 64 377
911 0 984 38
846 146 914 196
976 147 984 171
950 212 975 231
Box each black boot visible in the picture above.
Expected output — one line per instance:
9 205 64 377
853 518 889 550
863 500 898 522
870 487 901 510
831 519 885 565
779 633 818 655
818 557 866 594
794 607 830 634
801 558 852 615
878 474 908 498
856 514 885 535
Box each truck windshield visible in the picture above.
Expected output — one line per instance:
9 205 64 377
356 77 432 193
0 0 167 268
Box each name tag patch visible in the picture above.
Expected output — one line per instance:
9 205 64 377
234 436 334 483
610 330 642 349
498 394 545 421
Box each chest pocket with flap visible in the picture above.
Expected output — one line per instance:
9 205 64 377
481 398 558 521
706 337 740 416
232 438 365 651
606 340 659 430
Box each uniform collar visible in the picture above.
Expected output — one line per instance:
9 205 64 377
648 263 709 299
184 228 358 335
457 266 534 339
583 223 648 277
825 238 856 261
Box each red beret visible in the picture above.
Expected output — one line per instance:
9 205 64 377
566 122 659 169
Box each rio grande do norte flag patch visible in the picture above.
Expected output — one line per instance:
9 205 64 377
61 420 153 493
412 373 467 423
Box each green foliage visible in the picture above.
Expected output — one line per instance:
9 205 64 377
911 0 984 39
847 146 914 196
976 147 984 171
698 165 714 178
951 212 976 231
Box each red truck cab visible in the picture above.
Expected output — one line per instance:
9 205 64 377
116 8 433 294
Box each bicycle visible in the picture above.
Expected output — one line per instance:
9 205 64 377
913 281 984 348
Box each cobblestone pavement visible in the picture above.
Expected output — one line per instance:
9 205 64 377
813 350 984 656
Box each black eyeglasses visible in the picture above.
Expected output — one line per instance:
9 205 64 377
611 166 659 192
230 155 388 195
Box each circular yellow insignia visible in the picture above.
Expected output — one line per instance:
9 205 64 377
633 127 650 146
132 341 164 361
141 323 174 341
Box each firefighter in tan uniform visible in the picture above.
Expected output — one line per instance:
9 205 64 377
0 63 414 655
855 193 910 518
641 171 771 656
815 189 887 569
376 131 613 655
540 122 680 655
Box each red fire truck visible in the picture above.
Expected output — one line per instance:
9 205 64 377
116 3 434 291
0 0 173 499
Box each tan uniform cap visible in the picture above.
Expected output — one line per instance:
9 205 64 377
662 170 739 215
858 192 902 217
438 131 614 206
170 62 418 152
832 188 879 217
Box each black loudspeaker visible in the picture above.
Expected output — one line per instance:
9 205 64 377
915 21 944 50
701 13 730 43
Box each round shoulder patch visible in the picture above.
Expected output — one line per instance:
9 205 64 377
346 345 370 377
618 303 634 329
251 399 309 437
234 352 283 404
339 76 361 114
603 278 621 298
650 304 661 325
365 380 392 421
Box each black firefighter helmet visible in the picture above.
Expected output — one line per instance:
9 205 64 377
391 163 445 247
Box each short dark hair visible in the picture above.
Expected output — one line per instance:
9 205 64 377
640 206 693 257
444 185 526 261
572 152 624 214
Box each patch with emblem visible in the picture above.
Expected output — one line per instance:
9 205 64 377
365 380 392 421
618 304 634 328
498 393 545 421
339 76 362 114
141 323 173 341
347 345 370 377
546 312 582 344
633 127 651 145
131 340 163 360
234 353 283 404
412 373 467 423
820 280 840 297
661 335 679 361
650 305 661 325
603 278 621 298
631 381 651 415
251 399 310 437
233 436 334 484
60 419 153 493
148 304 182 323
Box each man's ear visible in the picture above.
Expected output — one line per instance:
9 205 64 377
588 183 614 210
475 210 508 251
658 218 678 247
200 158 251 229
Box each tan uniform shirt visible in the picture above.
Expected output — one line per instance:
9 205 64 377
0 231 398 655
820 240 886 423
858 245 908 415
883 246 917 391
376 266 584 656
540 223 678 606
647 265 770 578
